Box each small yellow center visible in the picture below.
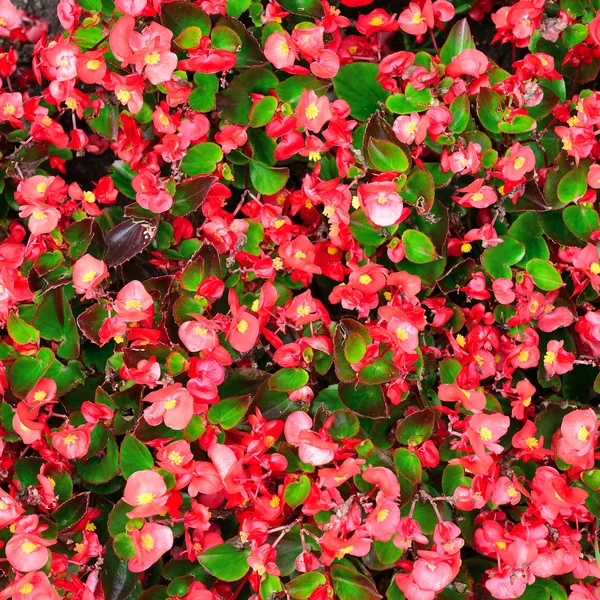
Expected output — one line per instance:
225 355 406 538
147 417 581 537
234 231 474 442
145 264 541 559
42 116 52 127
517 350 529 362
83 191 96 203
81 270 96 283
359 274 372 285
21 541 40 554
265 436 276 447
65 97 78 110
297 304 311 317
591 262 600 275
195 326 208 336
164 399 177 410
562 138 573 151
577 426 589 442
125 299 142 311
3 104 15 115
158 114 169 126
137 492 156 505
87 59 101 70
117 89 132 104
294 250 306 259
19 583 34 595
376 509 389 522
474 354 484 366
406 121 418 135
544 351 556 364
513 157 526 170
370 16 384 25
33 390 47 401
525 436 538 449
496 541 507 550
479 426 492 441
145 52 160 65
269 496 280 508
506 485 518 498
0 500 8 510
377 194 387 205
308 151 321 162
63 434 78 445
32 209 46 221
456 334 466 347
141 533 154 550
36 184 47 197
278 41 290 56
523 397 532 407
168 451 183 466
237 319 249 334
412 11 424 23
396 327 409 341
461 243 472 253
305 104 319 119
471 192 483 202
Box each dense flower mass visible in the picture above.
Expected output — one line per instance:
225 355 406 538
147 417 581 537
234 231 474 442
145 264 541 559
1 0 600 598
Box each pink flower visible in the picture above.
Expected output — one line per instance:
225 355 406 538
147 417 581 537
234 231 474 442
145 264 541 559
6 517 54 573
72 254 109 298
358 181 404 227
557 408 598 470
543 339 574 377
587 164 600 189
177 461 224 497
114 0 147 16
0 488 24 528
445 49 489 78
179 314 220 353
467 413 510 458
19 201 61 236
398 2 431 36
143 383 194 430
296 89 332 133
412 554 455 592
386 317 419 353
365 497 400 541
498 143 536 181
123 470 169 518
0 92 23 123
264 31 297 70
284 411 337 466
363 466 400 498
393 112 427 145
0 571 60 600
129 522 174 572
114 280 154 322
454 178 497 208
51 425 92 459
227 308 260 354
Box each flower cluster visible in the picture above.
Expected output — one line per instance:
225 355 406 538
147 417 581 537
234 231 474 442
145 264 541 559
0 0 600 599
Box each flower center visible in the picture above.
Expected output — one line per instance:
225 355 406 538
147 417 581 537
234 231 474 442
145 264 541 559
577 426 589 442
33 390 47 401
412 11 423 23
117 89 132 104
21 541 40 554
278 41 290 56
164 399 177 410
294 250 306 259
461 243 472 253
513 157 526 170
591 262 600 275
63 434 78 445
137 492 156 505
370 16 384 25
305 103 319 119
269 495 280 508
517 350 529 363
168 451 183 465
358 274 372 285
141 533 154 550
479 426 492 441
19 583 34 595
377 194 388 205
543 351 556 364
125 299 142 311
525 436 538 449
83 191 96 203
297 304 311 317
237 319 249 334
145 52 161 65
396 327 409 341
87 59 101 70
376 508 389 522
471 192 483 202
3 104 15 115
32 209 46 220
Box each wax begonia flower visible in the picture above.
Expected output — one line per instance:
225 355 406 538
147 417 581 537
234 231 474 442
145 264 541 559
5 516 54 573
72 254 109 297
284 411 337 465
556 409 598 470
143 383 194 430
123 470 169 518
264 31 297 70
296 89 332 133
128 523 174 572
19 201 61 236
467 413 510 458
114 280 154 322
358 181 404 227
51 424 92 459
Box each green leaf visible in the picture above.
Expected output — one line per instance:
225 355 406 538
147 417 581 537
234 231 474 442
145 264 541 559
88 105 119 139
226 0 252 16
449 92 470 134
440 19 476 65
481 236 525 278
174 26 203 49
333 63 390 121
207 395 250 429
189 73 219 112
216 17 266 68
52 492 89 531
33 287 80 359
563 204 600 241
113 532 137 560
394 448 422 483
284 475 310 508
396 408 435 445
77 433 119 484
386 86 434 114
161 1 211 37
249 161 289 195
358 359 400 385
8 313 39 345
519 580 568 600
328 409 360 440
338 382 388 419
402 230 436 263
218 68 279 125
120 435 154 479
477 88 503 133
330 565 382 600
557 167 587 203
344 331 367 363
403 169 435 214
64 218 93 259
249 96 278 127
8 348 54 399
287 572 327 599
180 143 223 176
269 368 309 392
526 259 563 291
442 464 471 495
101 540 140 600
277 0 324 17
198 545 250 581
172 176 216 217
498 114 536 134
367 139 409 172
562 23 589 48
